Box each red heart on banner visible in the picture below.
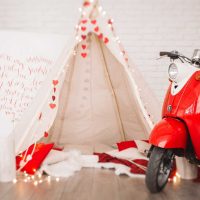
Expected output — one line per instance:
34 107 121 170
83 1 90 6
81 53 87 58
81 26 87 31
81 35 87 40
82 44 87 49
53 87 56 93
49 103 56 109
44 132 49 138
91 20 97 25
104 37 109 44
52 95 56 101
94 26 99 32
98 33 103 39
52 80 59 86
81 19 87 24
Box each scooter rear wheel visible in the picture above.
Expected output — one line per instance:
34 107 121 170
145 147 174 193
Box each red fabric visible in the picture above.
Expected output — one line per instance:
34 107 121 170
16 143 54 175
94 153 147 175
117 140 137 151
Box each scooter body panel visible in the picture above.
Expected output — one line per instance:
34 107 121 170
162 71 200 158
149 118 187 149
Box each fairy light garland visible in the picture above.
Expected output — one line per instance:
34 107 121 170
13 171 61 186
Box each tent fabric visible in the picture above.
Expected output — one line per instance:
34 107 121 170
49 33 148 146
3 0 160 154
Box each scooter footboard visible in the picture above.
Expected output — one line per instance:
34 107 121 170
149 118 187 149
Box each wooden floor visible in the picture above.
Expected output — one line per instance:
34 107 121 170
0 168 200 200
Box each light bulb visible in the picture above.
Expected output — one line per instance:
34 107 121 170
34 181 38 186
13 179 17 184
56 177 60 182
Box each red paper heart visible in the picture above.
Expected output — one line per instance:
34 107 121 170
91 20 97 25
94 26 99 32
44 132 49 138
52 80 59 86
81 26 87 31
53 87 56 93
49 103 56 109
81 19 87 24
98 33 103 39
82 44 87 49
52 95 56 101
81 35 87 40
104 37 109 44
81 53 87 58
83 1 90 6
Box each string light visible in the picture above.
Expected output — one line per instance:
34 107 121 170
34 181 38 186
173 176 177 183
56 177 60 182
102 11 106 16
176 172 181 178
78 8 82 12
13 179 17 184
47 176 51 183
98 6 103 12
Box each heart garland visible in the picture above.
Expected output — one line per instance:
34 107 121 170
49 80 59 109
81 53 87 58
83 1 90 7
81 35 87 40
44 132 49 138
94 26 99 32
82 44 87 50
49 103 56 109
81 26 87 32
81 19 87 24
91 20 97 25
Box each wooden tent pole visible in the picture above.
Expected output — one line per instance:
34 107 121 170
95 35 126 141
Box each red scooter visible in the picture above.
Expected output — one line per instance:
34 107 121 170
145 49 200 193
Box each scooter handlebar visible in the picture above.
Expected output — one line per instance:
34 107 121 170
159 51 179 59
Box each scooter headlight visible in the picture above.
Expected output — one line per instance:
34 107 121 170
168 63 178 81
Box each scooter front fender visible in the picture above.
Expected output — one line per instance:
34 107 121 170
149 118 187 149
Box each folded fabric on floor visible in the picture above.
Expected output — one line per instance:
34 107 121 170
40 140 149 178
94 152 147 175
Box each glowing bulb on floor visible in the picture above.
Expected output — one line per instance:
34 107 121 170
176 172 181 178
47 176 51 183
173 176 177 183
13 179 17 184
56 177 60 182
34 181 38 186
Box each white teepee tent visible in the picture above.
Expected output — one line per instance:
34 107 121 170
4 0 160 156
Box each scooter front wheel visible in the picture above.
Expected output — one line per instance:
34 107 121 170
145 147 174 193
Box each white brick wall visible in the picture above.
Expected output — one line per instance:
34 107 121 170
0 0 200 101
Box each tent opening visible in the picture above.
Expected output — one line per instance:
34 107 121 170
49 33 148 146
